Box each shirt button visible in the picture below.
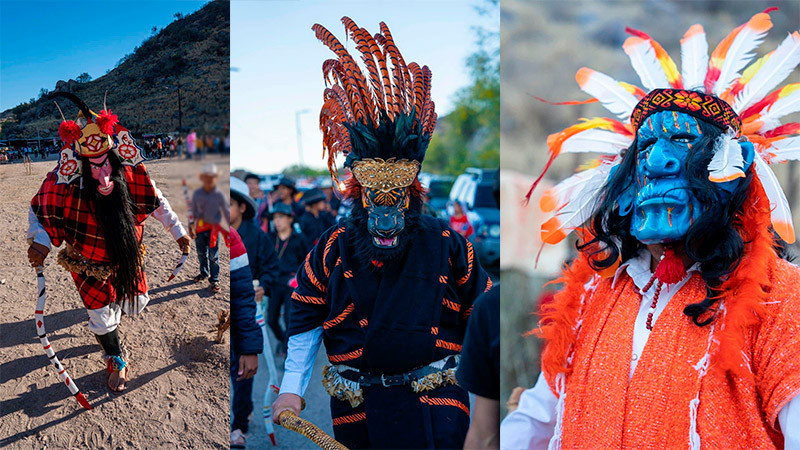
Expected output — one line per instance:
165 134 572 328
632 353 638 361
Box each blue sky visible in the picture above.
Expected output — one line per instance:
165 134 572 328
231 0 499 173
0 0 208 111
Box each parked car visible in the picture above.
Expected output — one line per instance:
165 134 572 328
419 172 454 218
448 168 499 269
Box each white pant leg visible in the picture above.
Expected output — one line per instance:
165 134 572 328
87 303 122 335
123 293 151 315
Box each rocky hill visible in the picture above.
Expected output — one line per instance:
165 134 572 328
0 0 229 140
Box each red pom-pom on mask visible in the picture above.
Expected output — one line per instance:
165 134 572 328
58 120 82 144
95 110 118 135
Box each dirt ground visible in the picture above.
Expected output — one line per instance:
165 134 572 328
0 155 231 449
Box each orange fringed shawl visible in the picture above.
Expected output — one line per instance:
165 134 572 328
535 176 800 448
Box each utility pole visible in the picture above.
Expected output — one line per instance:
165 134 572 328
178 83 183 131
295 109 310 166
166 84 183 131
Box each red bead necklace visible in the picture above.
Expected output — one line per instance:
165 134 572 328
641 247 687 330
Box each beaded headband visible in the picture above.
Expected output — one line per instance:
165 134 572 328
631 89 741 136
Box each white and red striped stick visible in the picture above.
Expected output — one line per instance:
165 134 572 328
34 266 92 410
167 252 190 282
256 299 279 445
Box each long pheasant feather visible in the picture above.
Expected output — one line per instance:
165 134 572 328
377 27 407 113
343 21 382 122
312 24 369 123
408 62 424 122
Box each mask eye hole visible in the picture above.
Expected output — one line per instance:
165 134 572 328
638 138 656 152
671 134 697 144
90 158 109 170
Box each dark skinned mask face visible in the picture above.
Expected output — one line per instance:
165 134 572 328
362 186 410 248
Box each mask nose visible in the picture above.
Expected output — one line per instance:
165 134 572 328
645 140 681 177
375 213 396 236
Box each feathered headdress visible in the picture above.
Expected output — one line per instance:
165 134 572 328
313 18 436 193
50 92 144 185
532 8 800 246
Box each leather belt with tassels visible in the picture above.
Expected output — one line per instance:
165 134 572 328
322 355 460 408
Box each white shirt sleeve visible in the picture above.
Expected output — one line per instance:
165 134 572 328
27 206 52 249
150 181 187 240
778 392 800 449
500 372 558 450
279 326 323 396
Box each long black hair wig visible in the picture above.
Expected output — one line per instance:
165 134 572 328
81 151 145 307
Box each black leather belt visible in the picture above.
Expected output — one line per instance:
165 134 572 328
338 355 459 387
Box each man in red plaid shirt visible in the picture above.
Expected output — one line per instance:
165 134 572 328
26 93 190 392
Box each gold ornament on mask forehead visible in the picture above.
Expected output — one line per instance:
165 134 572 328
351 158 420 193
77 120 114 158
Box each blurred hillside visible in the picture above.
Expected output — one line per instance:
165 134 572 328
0 0 229 139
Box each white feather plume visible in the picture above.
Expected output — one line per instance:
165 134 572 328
707 131 746 182
734 32 800 113
623 37 671 91
766 136 800 163
680 25 709 91
576 68 639 120
756 117 783 133
560 128 632 155
753 152 795 243
541 161 618 243
713 17 770 96
759 87 800 123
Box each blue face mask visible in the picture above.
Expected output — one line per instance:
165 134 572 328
616 111 753 245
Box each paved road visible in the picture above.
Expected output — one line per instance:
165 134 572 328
242 333 334 449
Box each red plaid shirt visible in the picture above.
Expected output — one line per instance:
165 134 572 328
31 164 160 309
32 164 160 263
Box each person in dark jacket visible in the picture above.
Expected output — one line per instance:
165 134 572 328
298 188 336 246
229 227 263 448
271 20 491 449
319 178 342 215
456 286 500 449
273 177 305 220
231 177 279 305
266 203 309 354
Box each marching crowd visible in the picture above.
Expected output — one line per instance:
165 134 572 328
227 173 342 447
226 170 500 449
